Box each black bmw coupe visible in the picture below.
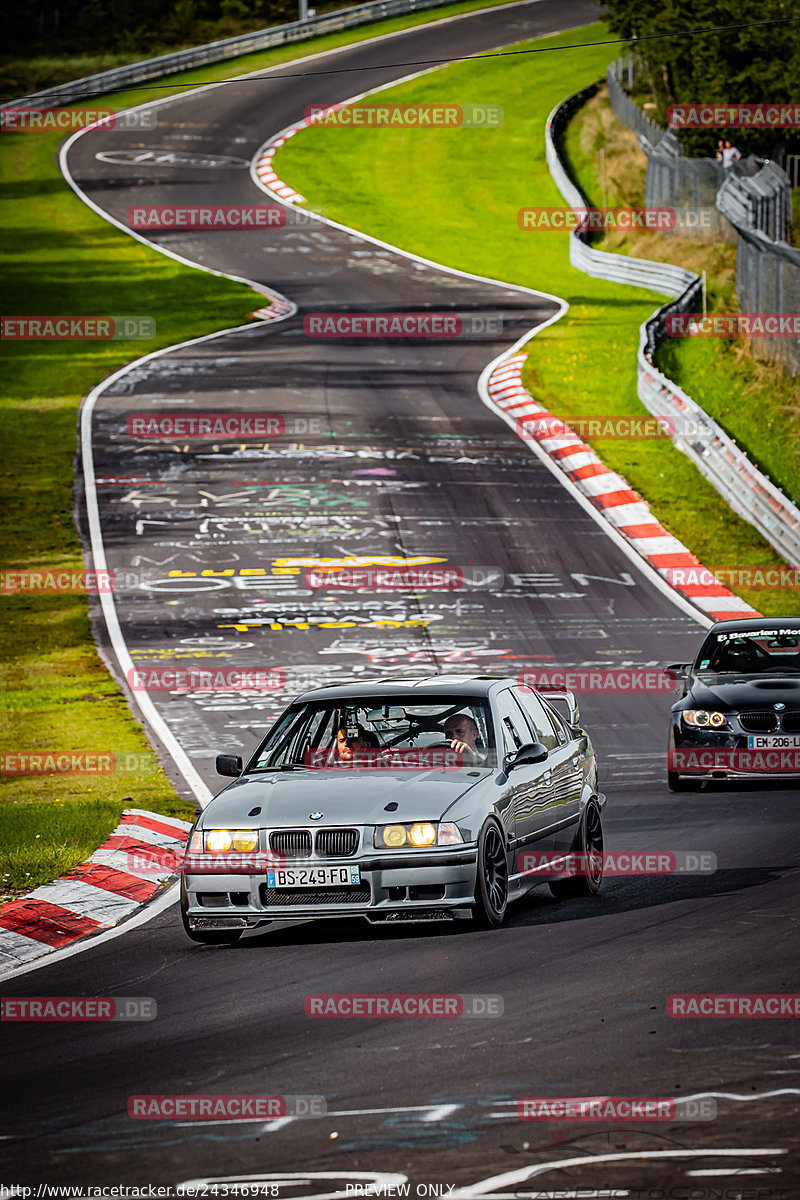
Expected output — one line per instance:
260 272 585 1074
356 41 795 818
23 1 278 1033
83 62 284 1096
667 617 800 790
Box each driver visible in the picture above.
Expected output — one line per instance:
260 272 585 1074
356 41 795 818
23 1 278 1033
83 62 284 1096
443 713 487 763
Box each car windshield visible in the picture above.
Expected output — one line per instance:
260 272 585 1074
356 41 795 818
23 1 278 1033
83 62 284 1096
247 695 495 770
695 628 800 675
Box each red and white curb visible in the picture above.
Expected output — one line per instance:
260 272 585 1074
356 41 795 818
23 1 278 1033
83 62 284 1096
487 355 760 623
0 809 191 971
254 131 307 204
251 291 295 321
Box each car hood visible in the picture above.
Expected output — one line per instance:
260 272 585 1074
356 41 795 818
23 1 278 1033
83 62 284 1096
687 673 800 709
200 768 490 828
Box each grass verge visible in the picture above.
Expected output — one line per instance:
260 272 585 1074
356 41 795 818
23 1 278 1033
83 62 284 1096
272 25 800 618
0 0 526 901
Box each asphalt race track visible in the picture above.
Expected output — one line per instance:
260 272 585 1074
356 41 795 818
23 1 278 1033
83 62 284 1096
3 0 799 1191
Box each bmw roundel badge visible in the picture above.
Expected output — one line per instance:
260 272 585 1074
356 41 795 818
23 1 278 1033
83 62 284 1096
309 811 323 820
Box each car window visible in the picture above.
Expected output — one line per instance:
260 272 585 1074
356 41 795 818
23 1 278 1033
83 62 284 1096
514 689 561 750
696 627 800 674
494 689 530 754
248 694 495 769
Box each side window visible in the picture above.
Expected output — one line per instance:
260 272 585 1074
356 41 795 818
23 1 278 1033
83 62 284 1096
494 690 530 754
514 689 561 750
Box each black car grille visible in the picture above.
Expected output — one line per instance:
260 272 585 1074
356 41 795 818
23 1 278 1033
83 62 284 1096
269 830 312 857
260 885 371 906
738 712 778 732
781 712 800 732
315 828 359 857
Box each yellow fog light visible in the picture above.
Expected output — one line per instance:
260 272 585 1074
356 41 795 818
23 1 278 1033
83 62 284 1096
232 830 258 852
205 829 233 853
409 823 437 847
382 825 407 847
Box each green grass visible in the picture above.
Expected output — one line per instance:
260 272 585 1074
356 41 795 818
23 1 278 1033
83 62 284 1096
0 0 527 900
272 23 800 619
0 799 179 896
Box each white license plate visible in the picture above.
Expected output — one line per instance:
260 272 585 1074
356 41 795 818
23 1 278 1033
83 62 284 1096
747 735 800 749
267 865 361 888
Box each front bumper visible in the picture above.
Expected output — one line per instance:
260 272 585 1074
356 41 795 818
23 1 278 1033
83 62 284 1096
182 847 479 927
670 723 800 781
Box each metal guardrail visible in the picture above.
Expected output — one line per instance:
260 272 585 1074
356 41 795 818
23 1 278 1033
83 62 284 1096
545 86 800 568
546 84 696 298
608 61 793 246
1 0 455 109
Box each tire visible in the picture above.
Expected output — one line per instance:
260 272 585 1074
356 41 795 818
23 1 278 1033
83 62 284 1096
549 801 604 899
473 818 509 928
181 901 242 946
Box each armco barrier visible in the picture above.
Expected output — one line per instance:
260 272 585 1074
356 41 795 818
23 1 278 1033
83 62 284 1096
545 85 800 569
1 0 454 110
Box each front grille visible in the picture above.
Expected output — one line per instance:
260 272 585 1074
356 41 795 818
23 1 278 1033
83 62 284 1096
738 712 778 732
781 712 800 732
315 828 359 857
269 830 312 858
260 884 371 906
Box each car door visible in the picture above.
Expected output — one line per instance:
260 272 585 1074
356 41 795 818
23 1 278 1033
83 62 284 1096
493 688 559 886
514 686 584 853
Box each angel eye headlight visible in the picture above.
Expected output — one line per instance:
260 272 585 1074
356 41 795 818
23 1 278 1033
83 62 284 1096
683 710 729 729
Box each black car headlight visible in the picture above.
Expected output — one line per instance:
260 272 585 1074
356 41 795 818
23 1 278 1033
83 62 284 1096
374 822 463 849
682 710 730 730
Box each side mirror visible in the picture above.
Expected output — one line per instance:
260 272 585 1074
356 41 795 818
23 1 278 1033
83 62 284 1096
666 663 690 676
506 742 549 771
216 754 243 778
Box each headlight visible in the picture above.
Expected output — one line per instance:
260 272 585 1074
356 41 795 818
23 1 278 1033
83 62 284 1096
682 710 729 729
373 822 464 849
409 823 437 847
203 829 258 853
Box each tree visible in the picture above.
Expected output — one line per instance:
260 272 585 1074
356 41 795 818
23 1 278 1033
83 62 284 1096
600 0 800 157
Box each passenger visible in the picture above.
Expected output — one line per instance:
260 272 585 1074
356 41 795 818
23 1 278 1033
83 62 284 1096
334 725 379 761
